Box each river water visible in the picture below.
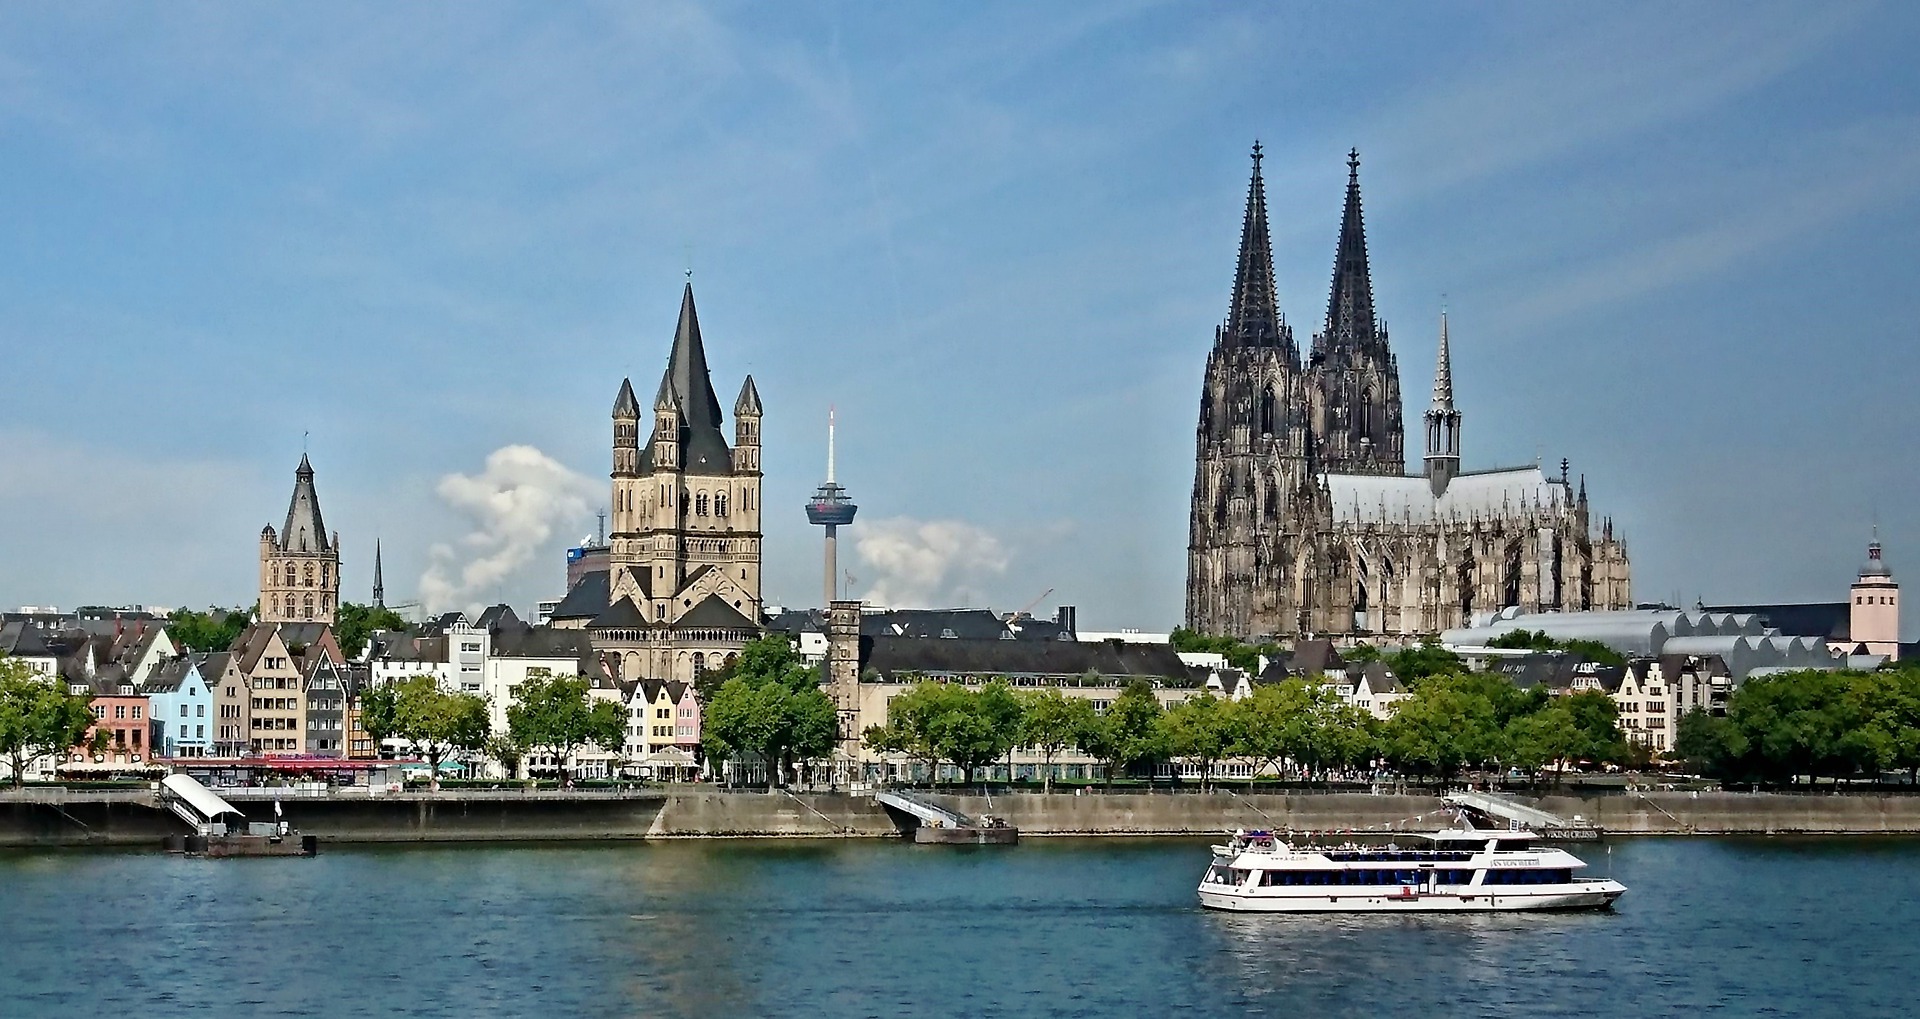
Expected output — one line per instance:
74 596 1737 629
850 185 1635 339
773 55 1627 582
1 836 1912 1017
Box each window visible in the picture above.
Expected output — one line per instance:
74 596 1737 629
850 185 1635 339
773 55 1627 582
715 494 728 516
115 705 126 720
656 707 671 719
181 705 189 717
285 564 296 587
321 565 330 586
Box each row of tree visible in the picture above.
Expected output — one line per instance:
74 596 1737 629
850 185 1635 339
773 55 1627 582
0 658 104 788
859 669 1631 790
1675 667 1920 785
358 671 627 787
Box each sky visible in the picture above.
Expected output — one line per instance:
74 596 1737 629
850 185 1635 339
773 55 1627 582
1 2 1916 636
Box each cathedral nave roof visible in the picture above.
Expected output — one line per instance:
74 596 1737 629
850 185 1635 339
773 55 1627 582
1322 465 1567 524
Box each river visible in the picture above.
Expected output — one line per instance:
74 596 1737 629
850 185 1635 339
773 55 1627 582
1 836 1912 1017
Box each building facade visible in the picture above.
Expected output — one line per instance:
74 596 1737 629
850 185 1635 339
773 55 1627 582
259 454 341 625
1186 148 1631 641
585 283 765 683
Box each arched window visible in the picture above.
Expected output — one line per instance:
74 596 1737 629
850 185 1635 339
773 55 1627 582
320 565 330 587
302 594 314 620
304 564 314 587
692 652 706 675
1259 385 1277 436
284 564 296 587
715 494 728 517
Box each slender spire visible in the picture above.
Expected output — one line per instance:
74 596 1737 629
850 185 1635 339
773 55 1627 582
645 282 732 474
612 377 639 418
1224 141 1292 357
1430 310 1454 411
1321 148 1378 354
372 540 385 608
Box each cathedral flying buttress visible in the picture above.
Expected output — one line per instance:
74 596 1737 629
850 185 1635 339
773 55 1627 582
1186 147 1631 641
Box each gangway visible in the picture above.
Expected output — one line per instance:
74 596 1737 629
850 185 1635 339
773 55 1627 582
159 774 247 837
1444 790 1600 839
873 788 1018 845
874 788 973 828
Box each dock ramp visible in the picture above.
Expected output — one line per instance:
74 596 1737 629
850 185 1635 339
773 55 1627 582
159 774 247 836
874 788 973 828
1444 790 1599 837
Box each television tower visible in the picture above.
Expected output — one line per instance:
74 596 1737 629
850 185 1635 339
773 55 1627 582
805 407 858 607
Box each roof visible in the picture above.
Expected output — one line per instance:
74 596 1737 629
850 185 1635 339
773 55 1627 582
860 609 1014 641
675 594 758 630
612 377 640 418
733 375 762 417
0 621 53 658
491 625 592 660
860 636 1196 684
477 604 522 633
1324 465 1567 524
549 571 611 621
1288 639 1346 675
640 283 734 477
143 655 208 694
161 774 246 821
278 454 332 553
1700 602 1849 641
765 608 825 634
589 596 650 630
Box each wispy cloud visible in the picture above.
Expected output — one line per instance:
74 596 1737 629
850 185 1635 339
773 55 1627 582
853 516 1011 609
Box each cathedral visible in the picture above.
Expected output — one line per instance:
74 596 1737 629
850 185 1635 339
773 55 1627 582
1185 147 1631 641
579 282 765 683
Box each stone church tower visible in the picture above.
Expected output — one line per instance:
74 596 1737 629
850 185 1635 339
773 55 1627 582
1187 148 1631 641
259 454 341 624
592 283 764 683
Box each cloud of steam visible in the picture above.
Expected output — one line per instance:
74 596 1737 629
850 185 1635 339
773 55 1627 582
853 517 1010 608
419 445 596 615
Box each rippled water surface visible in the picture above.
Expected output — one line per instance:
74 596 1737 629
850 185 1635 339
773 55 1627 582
2 836 1915 1017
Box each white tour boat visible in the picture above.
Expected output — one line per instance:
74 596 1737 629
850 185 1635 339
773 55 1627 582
1197 826 1626 913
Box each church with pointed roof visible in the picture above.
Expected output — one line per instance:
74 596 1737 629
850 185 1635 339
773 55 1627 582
1186 148 1631 640
575 282 765 683
259 454 341 625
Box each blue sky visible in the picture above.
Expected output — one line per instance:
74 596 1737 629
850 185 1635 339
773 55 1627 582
1 2 1915 635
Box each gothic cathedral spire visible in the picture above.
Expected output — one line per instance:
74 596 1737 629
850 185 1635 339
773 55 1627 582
1423 311 1462 497
1224 141 1294 360
1320 148 1378 358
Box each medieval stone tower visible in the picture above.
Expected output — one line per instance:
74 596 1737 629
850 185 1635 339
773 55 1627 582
1186 147 1631 641
593 283 765 683
259 454 341 624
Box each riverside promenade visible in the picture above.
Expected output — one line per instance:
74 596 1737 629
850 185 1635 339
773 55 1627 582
8 786 1920 847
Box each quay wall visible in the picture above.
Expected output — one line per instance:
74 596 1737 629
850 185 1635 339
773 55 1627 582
9 788 1920 847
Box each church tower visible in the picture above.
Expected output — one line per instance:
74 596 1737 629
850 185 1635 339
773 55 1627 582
1307 150 1403 475
259 454 341 624
1186 143 1313 639
595 283 764 684
1422 311 1462 497
1850 535 1900 659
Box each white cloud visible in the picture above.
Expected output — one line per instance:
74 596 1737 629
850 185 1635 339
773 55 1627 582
852 516 1010 609
418 445 595 615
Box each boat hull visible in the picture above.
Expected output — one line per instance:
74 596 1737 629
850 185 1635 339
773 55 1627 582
1199 882 1625 913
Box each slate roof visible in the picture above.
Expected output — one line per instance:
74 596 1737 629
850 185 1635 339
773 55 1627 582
860 636 1198 684
1287 639 1347 675
550 571 611 622
639 283 734 478
1355 661 1401 694
0 622 53 658
477 604 523 633
676 594 758 630
590 597 651 630
278 454 332 553
492 626 593 660
764 609 825 634
863 609 1012 641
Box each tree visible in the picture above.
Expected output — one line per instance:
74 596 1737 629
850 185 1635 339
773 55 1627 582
1504 702 1582 781
166 607 251 652
1079 679 1166 783
704 636 837 790
485 734 526 782
1232 681 1315 785
1385 639 1465 683
334 602 410 659
1382 677 1503 787
1169 627 1282 674
1485 629 1626 667
1160 692 1238 790
1019 688 1096 792
383 676 491 790
862 681 1022 786
507 671 627 787
0 658 101 788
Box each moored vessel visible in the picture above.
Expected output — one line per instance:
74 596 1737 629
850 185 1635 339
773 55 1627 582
1198 826 1624 913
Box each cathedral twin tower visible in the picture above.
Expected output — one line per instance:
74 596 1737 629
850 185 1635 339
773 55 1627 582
1186 147 1631 641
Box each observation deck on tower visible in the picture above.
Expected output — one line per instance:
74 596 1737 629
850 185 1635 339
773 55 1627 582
806 482 858 527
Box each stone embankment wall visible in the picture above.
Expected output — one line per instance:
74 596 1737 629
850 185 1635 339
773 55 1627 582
9 788 1920 847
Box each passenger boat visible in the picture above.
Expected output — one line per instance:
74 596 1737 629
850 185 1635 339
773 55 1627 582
1197 827 1625 913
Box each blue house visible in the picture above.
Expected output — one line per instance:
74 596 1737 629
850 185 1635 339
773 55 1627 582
144 653 217 759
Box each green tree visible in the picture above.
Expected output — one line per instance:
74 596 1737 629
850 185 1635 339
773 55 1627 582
1485 629 1625 667
166 607 252 652
383 676 491 790
334 602 410 659
1674 707 1741 778
1559 689 1628 767
0 658 102 787
1078 679 1167 783
862 680 1022 786
1018 688 1096 792
1382 677 1503 787
507 671 627 787
1232 681 1316 785
1160 692 1238 790
1385 639 1465 683
1504 702 1581 780
704 636 837 790
485 734 526 782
